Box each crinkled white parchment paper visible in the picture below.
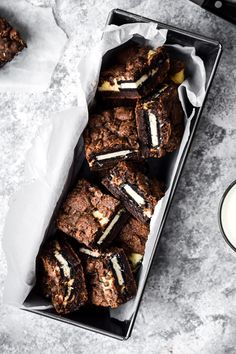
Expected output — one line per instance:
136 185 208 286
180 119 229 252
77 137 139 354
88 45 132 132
3 22 206 320
2 82 88 306
0 0 67 91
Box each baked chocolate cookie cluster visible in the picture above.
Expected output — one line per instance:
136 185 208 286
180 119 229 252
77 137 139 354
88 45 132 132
97 44 170 105
37 42 185 314
0 18 26 67
85 44 184 169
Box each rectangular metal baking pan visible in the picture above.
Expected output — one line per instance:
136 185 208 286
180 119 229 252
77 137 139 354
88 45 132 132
23 8 222 340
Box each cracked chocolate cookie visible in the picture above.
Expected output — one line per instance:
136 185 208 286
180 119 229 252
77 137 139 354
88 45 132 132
37 238 88 314
117 217 150 272
0 18 26 67
118 217 149 255
84 106 141 170
135 83 184 158
97 44 170 106
84 247 137 308
57 179 128 249
102 161 165 223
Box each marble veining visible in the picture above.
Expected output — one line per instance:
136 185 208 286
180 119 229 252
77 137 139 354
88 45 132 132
0 0 236 353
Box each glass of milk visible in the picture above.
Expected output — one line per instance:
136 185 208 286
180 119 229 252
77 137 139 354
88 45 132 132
219 180 236 252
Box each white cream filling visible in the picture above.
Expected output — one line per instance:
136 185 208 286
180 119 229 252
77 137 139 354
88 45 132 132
96 150 132 161
142 85 169 110
111 256 124 286
123 184 145 206
157 83 169 95
120 68 159 89
54 250 71 278
148 112 159 147
79 247 100 258
92 210 109 226
98 68 158 91
97 209 124 245
119 82 138 89
63 279 74 304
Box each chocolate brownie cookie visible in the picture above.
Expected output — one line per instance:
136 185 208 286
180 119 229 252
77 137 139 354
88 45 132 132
102 162 165 223
0 18 26 67
118 217 150 255
37 238 88 314
135 83 184 158
84 106 140 170
97 44 170 106
57 179 128 248
84 247 137 308
117 217 149 272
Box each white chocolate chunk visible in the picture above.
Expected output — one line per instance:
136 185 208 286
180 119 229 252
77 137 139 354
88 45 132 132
128 253 143 269
96 150 133 161
147 49 156 64
123 184 145 206
171 69 185 84
97 209 124 245
148 112 159 147
98 79 120 92
111 256 124 286
143 208 152 218
92 210 109 226
101 273 114 290
54 250 71 278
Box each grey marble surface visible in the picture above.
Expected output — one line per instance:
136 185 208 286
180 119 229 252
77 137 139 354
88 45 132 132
0 0 236 353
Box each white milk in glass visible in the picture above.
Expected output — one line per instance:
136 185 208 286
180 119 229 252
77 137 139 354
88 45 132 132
221 183 236 248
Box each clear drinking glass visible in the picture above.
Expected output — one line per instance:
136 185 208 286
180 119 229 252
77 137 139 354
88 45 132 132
219 180 236 252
